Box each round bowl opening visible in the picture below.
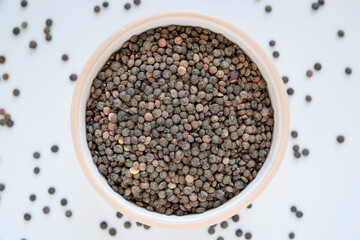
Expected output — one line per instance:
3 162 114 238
71 11 289 229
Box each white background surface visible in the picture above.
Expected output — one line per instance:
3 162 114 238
0 0 359 239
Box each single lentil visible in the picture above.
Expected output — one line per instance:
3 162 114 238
273 51 279 58
94 5 100 13
29 194 36 201
13 89 20 97
103 1 109 7
235 229 243 237
337 135 345 143
314 63 321 71
100 221 108 229
48 187 55 195
345 67 352 75
34 167 40 174
245 232 252 239
124 221 131 228
33 152 40 159
21 22 28 29
61 54 69 61
29 41 37 49
61 198 68 206
65 210 72 217
124 3 131 9
109 228 116 236
134 0 141 5
302 148 309 156
287 88 294 95
13 27 20 35
51 145 59 153
305 95 312 102
43 206 50 214
289 232 295 239
24 213 31 221
338 30 344 38
265 5 272 12
291 131 298 138
69 74 77 81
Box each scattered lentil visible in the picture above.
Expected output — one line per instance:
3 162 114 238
306 70 313 77
43 206 50 214
0 183 5 191
134 0 141 5
124 221 131 229
29 41 37 49
269 40 275 47
61 198 68 206
0 56 5 64
287 88 294 95
220 221 228 229
116 212 123 218
282 76 289 84
124 3 131 9
34 167 40 174
20 0 27 8
314 63 321 71
305 95 312 102
337 30 344 38
245 232 252 239
296 211 303 218
65 210 72 217
21 22 28 29
48 187 55 195
208 227 215 235
312 3 319 10
103 1 109 7
291 206 297 212
231 214 240 222
291 131 298 139
94 5 100 13
24 213 31 221
109 228 116 236
29 194 36 201
13 27 20 35
13 89 20 97
100 221 108 229
302 148 309 156
265 5 272 12
337 135 345 143
235 229 243 237
289 232 295 239
61 54 69 61
51 145 59 153
33 152 40 159
345 67 352 75
273 51 279 58
46 19 53 27
69 74 77 81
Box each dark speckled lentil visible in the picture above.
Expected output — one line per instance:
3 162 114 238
0 183 5 191
208 227 215 235
48 187 55 195
245 232 252 239
289 232 295 239
29 194 36 201
124 221 131 229
231 214 240 222
100 221 108 229
61 198 68 206
236 229 243 237
109 228 116 236
337 135 345 143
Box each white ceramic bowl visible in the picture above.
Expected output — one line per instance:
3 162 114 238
71 11 290 229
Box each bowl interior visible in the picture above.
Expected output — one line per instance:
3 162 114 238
73 12 288 229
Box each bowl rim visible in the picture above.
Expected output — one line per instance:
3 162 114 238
71 11 290 229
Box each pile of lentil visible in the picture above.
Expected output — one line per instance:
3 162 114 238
85 25 274 216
